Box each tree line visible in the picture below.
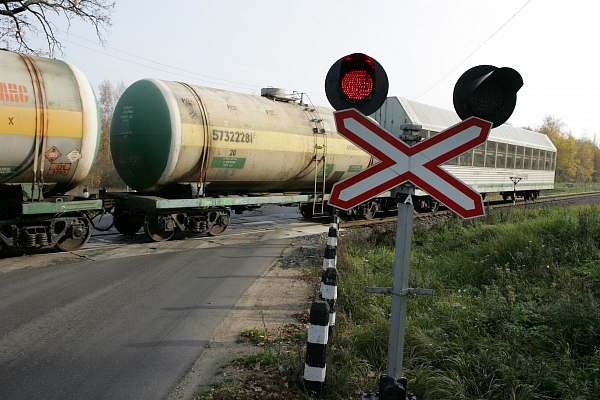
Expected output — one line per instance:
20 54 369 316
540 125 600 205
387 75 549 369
532 116 600 183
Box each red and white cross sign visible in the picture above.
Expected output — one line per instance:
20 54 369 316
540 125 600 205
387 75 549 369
328 109 493 219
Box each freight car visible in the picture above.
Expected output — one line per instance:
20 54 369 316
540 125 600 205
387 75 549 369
107 80 393 241
0 50 103 251
372 97 556 211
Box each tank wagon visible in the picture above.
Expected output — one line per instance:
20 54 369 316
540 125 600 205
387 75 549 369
107 80 391 240
372 97 557 211
0 50 102 251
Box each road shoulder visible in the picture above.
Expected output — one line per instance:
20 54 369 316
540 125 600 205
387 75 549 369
168 234 323 399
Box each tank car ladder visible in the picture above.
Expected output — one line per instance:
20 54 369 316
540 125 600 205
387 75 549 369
304 104 327 216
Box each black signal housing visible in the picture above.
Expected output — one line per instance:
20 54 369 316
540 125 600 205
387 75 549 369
325 53 389 115
453 65 523 128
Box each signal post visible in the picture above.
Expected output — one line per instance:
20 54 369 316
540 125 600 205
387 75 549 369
317 53 523 399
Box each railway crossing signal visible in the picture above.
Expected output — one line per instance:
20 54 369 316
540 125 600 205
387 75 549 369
453 65 523 128
322 52 523 400
325 53 389 115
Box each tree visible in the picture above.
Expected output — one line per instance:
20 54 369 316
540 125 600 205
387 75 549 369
0 0 114 56
575 138 595 183
83 79 125 189
537 116 578 182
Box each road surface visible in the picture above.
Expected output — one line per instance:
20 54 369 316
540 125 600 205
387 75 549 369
0 206 327 399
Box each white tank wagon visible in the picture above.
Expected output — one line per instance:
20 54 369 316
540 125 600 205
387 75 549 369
0 50 102 252
0 50 100 194
108 81 391 239
372 97 556 210
110 81 373 194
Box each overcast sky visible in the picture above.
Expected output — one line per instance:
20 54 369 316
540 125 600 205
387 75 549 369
43 0 598 139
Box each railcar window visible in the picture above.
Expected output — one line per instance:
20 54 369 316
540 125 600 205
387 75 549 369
496 142 507 169
445 156 458 166
485 141 496 168
516 146 525 169
459 150 473 167
532 149 540 170
544 150 551 170
550 151 556 171
524 147 532 170
506 144 516 169
473 144 485 167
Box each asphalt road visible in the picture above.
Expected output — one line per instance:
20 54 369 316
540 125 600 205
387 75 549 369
0 206 327 399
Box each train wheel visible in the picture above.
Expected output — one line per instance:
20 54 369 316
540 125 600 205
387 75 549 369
299 204 314 219
113 210 143 236
144 212 174 242
208 214 230 236
55 212 92 251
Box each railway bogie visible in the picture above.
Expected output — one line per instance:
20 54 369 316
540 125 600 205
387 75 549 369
141 208 230 241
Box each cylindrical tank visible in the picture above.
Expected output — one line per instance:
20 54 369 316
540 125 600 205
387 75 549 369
110 79 372 194
0 50 100 194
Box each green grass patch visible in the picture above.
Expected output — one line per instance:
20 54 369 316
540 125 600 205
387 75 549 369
326 205 600 399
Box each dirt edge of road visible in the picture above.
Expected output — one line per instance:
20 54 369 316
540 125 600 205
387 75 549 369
168 234 323 399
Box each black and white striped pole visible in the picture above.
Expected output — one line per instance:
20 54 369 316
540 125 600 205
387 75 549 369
303 212 340 396
322 213 339 270
321 212 339 335
303 300 330 396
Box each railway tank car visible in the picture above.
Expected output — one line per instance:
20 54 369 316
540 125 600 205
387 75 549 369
109 81 383 239
0 50 102 251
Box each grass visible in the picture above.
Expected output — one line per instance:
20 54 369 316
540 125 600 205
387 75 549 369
198 204 600 399
327 205 600 399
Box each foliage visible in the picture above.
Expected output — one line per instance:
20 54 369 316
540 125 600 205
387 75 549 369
536 115 599 183
0 0 114 56
327 206 600 399
80 79 126 190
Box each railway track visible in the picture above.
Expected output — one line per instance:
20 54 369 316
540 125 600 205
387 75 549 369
334 191 600 229
84 191 600 242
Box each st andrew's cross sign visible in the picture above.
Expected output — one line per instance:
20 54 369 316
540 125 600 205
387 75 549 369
328 109 493 219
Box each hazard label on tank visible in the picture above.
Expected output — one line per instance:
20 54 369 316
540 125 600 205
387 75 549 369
48 163 71 176
66 149 82 163
45 146 61 162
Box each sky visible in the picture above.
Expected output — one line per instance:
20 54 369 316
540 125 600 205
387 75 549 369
33 0 600 139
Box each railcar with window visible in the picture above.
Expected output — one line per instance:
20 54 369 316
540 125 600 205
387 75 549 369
372 97 556 210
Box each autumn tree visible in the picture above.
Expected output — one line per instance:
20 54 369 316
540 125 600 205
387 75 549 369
0 0 115 56
537 116 579 182
575 138 595 183
592 142 600 183
82 79 125 189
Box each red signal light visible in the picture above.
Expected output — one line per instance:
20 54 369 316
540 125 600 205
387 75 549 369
325 52 388 115
339 54 376 103
341 69 374 101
